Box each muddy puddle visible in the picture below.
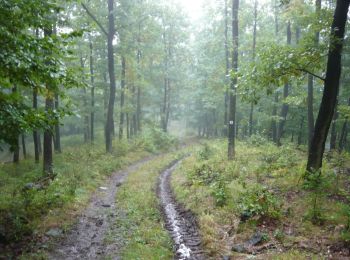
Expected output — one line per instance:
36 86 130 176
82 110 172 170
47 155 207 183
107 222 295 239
159 160 205 260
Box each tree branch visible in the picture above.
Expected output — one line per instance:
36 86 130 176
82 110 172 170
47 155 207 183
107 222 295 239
81 3 108 37
299 69 325 81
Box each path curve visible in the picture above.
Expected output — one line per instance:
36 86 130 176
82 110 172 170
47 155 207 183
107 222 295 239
158 160 205 260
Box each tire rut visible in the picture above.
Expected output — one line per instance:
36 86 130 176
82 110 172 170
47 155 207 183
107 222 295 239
158 160 206 260
48 157 153 260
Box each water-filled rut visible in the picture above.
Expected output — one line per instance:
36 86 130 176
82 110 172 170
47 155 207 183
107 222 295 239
158 160 205 260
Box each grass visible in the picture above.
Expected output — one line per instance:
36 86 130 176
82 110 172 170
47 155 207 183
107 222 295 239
104 144 198 259
0 128 178 258
171 138 350 259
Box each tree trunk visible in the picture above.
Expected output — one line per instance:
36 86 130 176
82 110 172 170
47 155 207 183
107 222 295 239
228 0 239 160
330 101 338 150
272 92 278 142
306 0 350 173
89 36 95 143
339 98 350 151
298 116 305 145
307 0 321 152
277 21 292 146
224 0 230 136
126 113 130 139
119 56 126 140
33 87 40 163
21 134 26 159
105 0 117 153
54 93 61 153
249 0 257 137
43 27 54 175
13 136 19 163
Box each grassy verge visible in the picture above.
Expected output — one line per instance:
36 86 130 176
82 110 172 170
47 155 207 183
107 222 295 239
171 138 350 259
105 144 198 259
0 128 178 258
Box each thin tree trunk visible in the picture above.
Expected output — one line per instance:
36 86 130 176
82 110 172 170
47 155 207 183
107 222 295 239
277 21 292 146
330 101 338 150
272 92 278 142
33 86 40 163
43 26 54 175
126 113 130 139
249 0 257 137
105 0 117 153
119 56 126 140
306 0 350 173
224 0 230 135
89 36 95 143
54 93 61 153
21 134 26 159
339 98 350 151
298 116 305 145
308 0 321 151
228 0 239 160
13 137 19 163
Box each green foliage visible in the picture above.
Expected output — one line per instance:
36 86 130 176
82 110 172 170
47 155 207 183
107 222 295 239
137 126 178 153
197 143 214 160
248 134 268 146
237 185 282 220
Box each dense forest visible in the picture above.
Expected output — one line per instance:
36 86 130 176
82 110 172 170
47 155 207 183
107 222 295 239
1 0 350 259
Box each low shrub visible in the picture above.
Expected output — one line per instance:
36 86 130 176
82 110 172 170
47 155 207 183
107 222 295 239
237 185 282 220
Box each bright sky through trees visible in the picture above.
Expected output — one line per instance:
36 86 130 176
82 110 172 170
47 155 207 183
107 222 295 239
176 0 204 20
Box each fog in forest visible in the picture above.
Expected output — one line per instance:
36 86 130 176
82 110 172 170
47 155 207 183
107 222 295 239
1 0 350 259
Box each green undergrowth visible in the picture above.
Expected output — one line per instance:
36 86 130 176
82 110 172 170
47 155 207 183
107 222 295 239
171 138 350 259
0 128 178 258
105 145 197 259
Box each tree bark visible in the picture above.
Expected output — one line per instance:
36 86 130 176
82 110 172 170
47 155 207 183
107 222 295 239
298 116 305 145
277 21 292 146
307 0 321 151
43 27 54 175
330 101 338 150
54 93 61 153
33 86 40 163
13 137 19 163
105 0 117 153
89 35 95 143
224 0 230 136
119 56 126 140
228 0 239 160
249 0 257 137
21 134 26 159
339 98 350 151
306 0 350 172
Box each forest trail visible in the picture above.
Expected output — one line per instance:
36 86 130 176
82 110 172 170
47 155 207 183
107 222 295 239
49 156 155 259
49 146 205 260
158 159 205 260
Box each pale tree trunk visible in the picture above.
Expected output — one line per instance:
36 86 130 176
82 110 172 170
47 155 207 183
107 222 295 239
89 35 95 143
119 56 126 140
339 98 350 151
105 0 117 153
307 0 321 151
249 0 257 137
277 21 291 146
33 86 40 163
54 93 61 153
224 0 230 135
228 0 239 160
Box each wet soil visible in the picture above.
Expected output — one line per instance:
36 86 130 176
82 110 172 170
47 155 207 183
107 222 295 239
158 160 206 260
48 157 153 260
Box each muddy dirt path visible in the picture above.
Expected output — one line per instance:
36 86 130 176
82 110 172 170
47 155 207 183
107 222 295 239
158 160 205 260
49 157 153 260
